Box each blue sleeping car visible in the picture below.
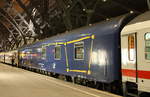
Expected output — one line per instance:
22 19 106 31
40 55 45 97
18 13 135 85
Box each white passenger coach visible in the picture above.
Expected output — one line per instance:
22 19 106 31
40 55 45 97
121 11 150 96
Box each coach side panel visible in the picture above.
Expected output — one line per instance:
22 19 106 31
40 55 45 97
137 28 150 93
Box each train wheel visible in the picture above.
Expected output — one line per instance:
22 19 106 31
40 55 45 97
58 75 66 80
54 73 59 78
65 76 72 82
86 81 96 88
95 82 103 90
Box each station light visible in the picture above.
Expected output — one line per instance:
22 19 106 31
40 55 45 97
83 9 86 11
130 11 134 13
67 5 70 8
89 24 92 26
106 18 109 21
114 24 118 28
102 0 107 2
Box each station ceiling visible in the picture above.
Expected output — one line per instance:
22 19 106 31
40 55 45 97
0 0 149 51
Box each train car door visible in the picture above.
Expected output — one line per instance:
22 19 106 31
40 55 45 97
66 36 93 75
121 33 137 83
137 30 150 92
47 44 66 74
53 44 66 74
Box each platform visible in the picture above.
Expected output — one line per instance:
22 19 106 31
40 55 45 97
0 63 121 97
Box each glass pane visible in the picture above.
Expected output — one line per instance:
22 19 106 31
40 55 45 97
145 32 150 40
145 33 150 60
55 46 61 59
128 35 135 61
74 42 84 59
146 47 150 52
145 53 150 60
146 41 150 47
42 48 46 59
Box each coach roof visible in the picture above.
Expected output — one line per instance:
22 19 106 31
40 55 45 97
121 11 150 35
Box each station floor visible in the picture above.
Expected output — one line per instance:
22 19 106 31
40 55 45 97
0 63 121 97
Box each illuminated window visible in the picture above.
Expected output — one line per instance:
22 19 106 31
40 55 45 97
34 48 41 59
145 32 150 60
74 42 84 60
42 47 46 59
128 35 135 61
54 46 61 60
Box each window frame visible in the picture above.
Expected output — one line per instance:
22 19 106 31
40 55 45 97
128 34 135 61
54 45 61 60
41 47 46 60
144 32 150 60
74 42 84 60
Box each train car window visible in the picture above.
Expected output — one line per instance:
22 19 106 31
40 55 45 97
128 35 135 61
74 42 84 60
42 47 46 59
145 32 150 60
54 46 61 60
35 48 41 59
